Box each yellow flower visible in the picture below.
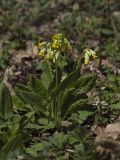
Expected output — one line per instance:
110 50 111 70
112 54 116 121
38 42 47 48
38 42 52 59
38 51 44 57
38 48 46 58
52 34 63 41
65 40 72 51
84 49 98 65
51 42 60 49
93 54 97 59
84 52 90 65
51 33 72 51
45 53 52 60
89 49 97 59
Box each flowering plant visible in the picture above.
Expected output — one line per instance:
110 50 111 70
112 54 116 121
13 34 98 127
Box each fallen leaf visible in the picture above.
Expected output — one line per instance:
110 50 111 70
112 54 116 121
106 123 120 139
93 125 107 142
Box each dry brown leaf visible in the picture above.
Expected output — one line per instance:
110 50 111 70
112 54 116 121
106 123 120 139
3 67 15 96
93 124 120 142
92 125 119 160
10 41 38 64
96 140 116 160
93 126 107 142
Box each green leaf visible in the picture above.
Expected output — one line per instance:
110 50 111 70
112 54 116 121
59 86 88 119
60 88 75 118
38 118 49 125
52 70 79 98
12 96 30 111
29 76 47 98
0 134 23 160
71 110 94 124
110 102 120 110
101 28 113 35
18 91 46 113
66 99 88 118
38 118 55 130
50 132 69 149
40 61 53 89
0 82 13 119
15 84 31 104
26 142 44 157
74 73 97 94
15 83 30 92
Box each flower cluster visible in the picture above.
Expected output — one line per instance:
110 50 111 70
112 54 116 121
51 34 72 51
38 34 72 61
38 42 53 61
38 34 98 65
84 49 98 65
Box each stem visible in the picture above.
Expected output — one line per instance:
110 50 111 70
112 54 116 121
79 51 84 67
54 57 58 121
55 59 58 87
48 99 52 121
75 51 84 75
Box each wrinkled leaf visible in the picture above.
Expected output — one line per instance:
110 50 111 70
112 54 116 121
74 73 97 94
40 61 53 89
0 82 13 119
29 75 47 98
18 91 46 113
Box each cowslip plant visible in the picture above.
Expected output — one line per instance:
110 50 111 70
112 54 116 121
0 34 98 159
14 34 98 129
